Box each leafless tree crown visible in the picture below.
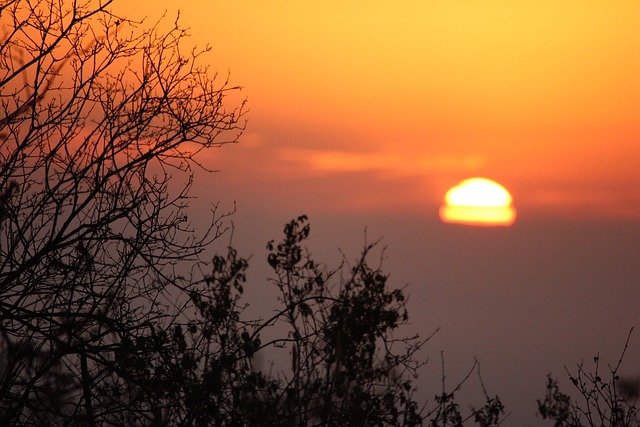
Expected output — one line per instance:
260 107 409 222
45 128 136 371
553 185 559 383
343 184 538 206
1 0 244 423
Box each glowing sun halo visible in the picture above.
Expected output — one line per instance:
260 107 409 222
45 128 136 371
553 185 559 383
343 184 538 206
439 178 516 226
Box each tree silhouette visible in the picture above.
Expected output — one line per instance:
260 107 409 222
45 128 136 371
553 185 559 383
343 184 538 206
0 0 243 424
261 215 426 425
109 215 505 425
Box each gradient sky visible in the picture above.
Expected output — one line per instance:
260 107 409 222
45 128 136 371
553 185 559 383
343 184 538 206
120 2 640 425
125 0 640 221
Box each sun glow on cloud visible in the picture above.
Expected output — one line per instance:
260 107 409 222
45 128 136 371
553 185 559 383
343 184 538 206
278 148 485 176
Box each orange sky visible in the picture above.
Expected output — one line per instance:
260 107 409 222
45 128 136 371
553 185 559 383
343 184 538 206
123 1 640 220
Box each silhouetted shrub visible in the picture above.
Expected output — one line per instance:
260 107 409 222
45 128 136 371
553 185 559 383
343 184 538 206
538 329 639 427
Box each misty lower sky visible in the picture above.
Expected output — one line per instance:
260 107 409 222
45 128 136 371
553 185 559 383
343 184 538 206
122 2 640 425
215 211 640 426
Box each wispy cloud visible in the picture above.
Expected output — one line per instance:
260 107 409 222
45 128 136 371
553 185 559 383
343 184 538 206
277 148 485 176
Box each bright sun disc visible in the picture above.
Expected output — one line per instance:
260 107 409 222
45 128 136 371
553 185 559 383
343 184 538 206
439 178 516 226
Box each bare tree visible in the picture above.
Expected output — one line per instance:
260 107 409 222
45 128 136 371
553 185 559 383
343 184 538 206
0 0 244 424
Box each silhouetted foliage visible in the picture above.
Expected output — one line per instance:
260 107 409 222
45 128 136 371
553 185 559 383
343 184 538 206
262 215 426 425
132 214 429 425
426 356 504 427
537 329 639 427
135 215 506 426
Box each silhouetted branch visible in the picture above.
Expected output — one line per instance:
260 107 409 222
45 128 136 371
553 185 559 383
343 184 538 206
538 328 639 427
1 0 243 424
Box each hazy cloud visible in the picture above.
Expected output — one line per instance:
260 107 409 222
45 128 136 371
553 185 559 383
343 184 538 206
277 148 485 177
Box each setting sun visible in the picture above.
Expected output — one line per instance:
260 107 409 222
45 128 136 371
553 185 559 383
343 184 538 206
440 178 516 226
